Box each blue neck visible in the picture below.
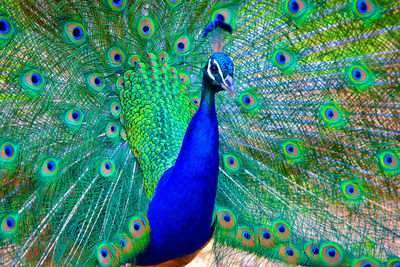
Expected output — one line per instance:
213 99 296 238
138 77 220 265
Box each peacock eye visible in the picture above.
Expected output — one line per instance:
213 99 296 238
211 65 218 74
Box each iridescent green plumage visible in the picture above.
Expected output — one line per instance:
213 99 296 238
0 0 399 266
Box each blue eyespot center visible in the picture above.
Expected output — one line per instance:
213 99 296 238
72 111 80 121
120 238 127 248
100 248 108 258
286 144 294 154
311 245 319 255
216 14 225 22
47 161 55 171
143 26 150 33
227 157 235 166
357 0 368 13
94 77 102 86
277 52 286 65
115 105 120 111
326 108 334 120
352 68 362 80
161 57 165 61
114 53 122 62
223 214 231 222
4 145 13 157
105 163 111 170
112 0 123 7
133 222 141 231
327 247 336 257
243 95 251 105
0 19 10 34
111 125 116 133
289 0 299 13
384 154 393 165
72 27 83 39
262 231 271 239
180 78 184 82
6 217 15 229
361 262 372 267
346 185 355 195
177 42 185 51
31 73 41 86
286 248 294 256
243 231 251 240
278 224 286 233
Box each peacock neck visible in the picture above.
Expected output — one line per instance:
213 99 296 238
199 77 217 115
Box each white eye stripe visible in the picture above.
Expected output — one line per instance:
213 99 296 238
213 59 225 81
207 59 215 81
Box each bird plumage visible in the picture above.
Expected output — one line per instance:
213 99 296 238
0 0 400 266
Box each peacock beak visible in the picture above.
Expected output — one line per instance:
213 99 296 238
222 75 235 97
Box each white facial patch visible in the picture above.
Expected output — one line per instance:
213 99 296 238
207 59 215 81
213 59 225 81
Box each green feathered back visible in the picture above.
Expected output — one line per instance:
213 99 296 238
0 0 400 266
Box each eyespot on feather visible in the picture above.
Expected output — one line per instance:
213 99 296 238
96 244 119 267
273 221 291 242
257 227 276 248
174 36 190 54
100 160 115 178
388 259 400 267
223 154 241 172
305 242 320 261
279 245 300 265
65 108 84 129
285 0 307 17
159 51 169 63
341 181 362 202
115 77 124 90
41 158 59 177
138 17 155 38
179 73 190 84
120 129 127 140
273 50 295 69
128 216 150 239
236 227 256 248
191 97 200 108
107 47 125 67
211 8 232 24
217 209 236 230
0 16 14 39
353 0 376 17
1 215 18 235
240 92 259 110
110 102 121 117
166 0 182 7
354 257 379 267
65 22 86 44
108 0 126 11
320 104 345 127
0 142 18 163
377 149 400 174
319 244 344 266
282 142 300 158
86 73 105 92
22 70 45 93
106 123 119 138
346 64 374 90
129 55 141 67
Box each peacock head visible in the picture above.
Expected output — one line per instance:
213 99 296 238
203 52 235 97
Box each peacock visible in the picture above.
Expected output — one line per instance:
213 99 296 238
0 0 399 266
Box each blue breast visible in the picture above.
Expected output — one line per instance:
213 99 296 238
136 102 220 265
